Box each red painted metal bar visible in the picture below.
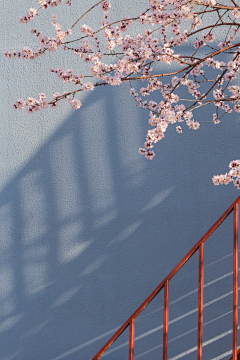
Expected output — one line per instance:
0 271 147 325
233 203 239 360
197 243 204 360
91 196 240 360
229 347 240 360
163 280 169 360
129 319 135 360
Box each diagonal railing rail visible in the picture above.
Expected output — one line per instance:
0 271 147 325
91 196 240 360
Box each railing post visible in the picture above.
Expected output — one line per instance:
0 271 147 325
129 319 135 360
233 203 239 360
198 243 204 360
163 280 169 360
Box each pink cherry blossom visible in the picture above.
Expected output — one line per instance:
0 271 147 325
6 0 240 189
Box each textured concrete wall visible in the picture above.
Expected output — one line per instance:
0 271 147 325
1 1 240 359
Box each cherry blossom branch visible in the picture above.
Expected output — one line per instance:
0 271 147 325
70 0 105 30
6 0 240 187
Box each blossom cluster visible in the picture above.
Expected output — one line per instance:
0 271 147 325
50 67 84 85
19 0 72 24
212 161 240 189
5 0 240 189
13 92 82 112
4 15 73 60
13 93 48 113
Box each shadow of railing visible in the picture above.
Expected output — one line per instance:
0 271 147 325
0 81 239 360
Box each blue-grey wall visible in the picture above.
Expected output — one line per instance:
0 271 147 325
1 1 240 359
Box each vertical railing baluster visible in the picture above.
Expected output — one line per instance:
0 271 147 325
233 203 239 360
163 280 169 360
198 243 204 360
129 319 135 360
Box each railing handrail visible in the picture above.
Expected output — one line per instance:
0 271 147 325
92 195 240 360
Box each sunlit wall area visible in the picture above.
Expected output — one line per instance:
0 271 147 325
1 1 240 360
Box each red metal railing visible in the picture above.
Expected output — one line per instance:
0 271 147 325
92 196 240 360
